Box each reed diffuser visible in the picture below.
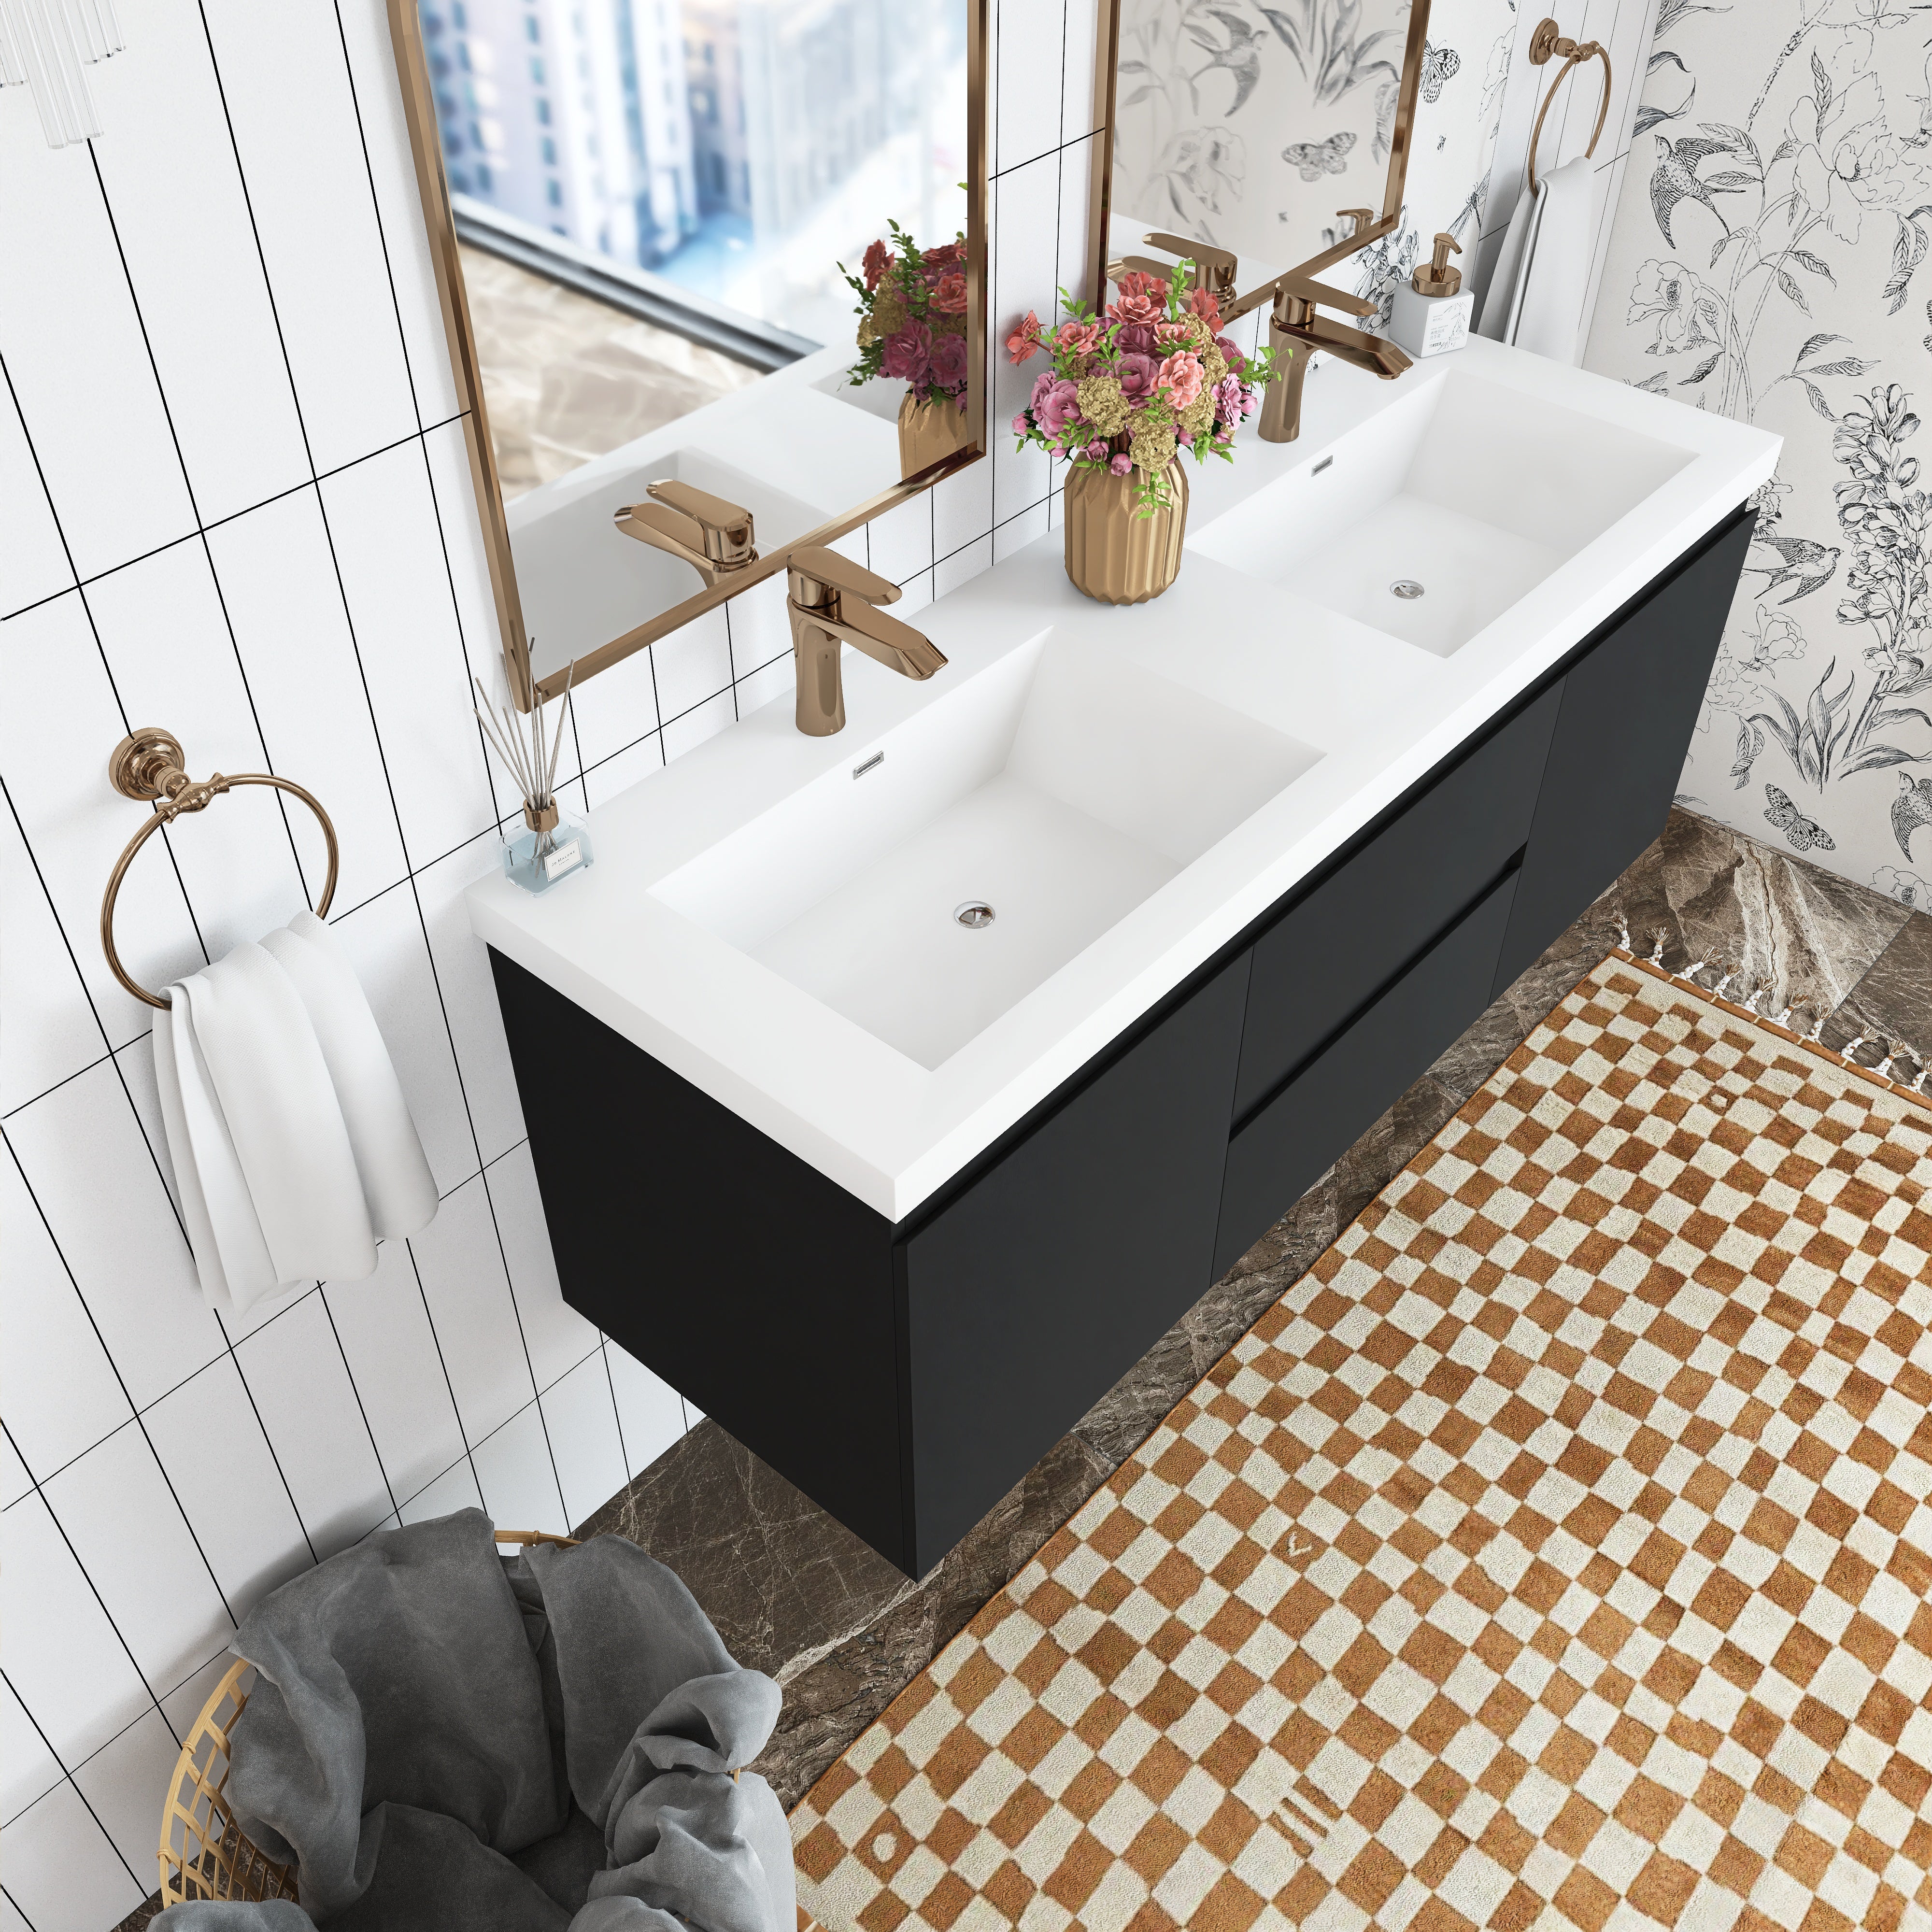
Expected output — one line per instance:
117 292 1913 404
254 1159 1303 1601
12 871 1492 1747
473 669 593 895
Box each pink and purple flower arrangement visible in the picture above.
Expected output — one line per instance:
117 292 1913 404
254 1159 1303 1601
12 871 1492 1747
843 219 971 413
1005 267 1281 511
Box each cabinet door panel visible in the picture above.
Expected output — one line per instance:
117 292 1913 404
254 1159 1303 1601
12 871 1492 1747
1494 506 1756 994
490 951 908 1565
1215 867 1519 1278
900 952 1251 1573
1235 685 1561 1117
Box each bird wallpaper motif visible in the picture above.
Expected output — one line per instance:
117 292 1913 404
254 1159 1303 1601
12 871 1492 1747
1344 0 1520 328
1108 0 1520 316
1582 0 1932 909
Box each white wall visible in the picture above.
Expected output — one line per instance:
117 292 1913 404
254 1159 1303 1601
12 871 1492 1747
0 2 1520 1922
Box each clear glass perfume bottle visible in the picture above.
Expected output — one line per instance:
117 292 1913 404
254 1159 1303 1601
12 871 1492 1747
503 796 593 895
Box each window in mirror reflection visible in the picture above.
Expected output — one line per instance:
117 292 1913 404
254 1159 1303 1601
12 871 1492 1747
418 0 968 495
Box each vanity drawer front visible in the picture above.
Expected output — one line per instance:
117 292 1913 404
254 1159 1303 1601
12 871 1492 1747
1234 683 1560 1118
1214 865 1519 1279
1495 504 1756 996
899 950 1251 1576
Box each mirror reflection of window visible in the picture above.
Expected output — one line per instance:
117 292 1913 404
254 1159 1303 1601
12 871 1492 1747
418 0 967 497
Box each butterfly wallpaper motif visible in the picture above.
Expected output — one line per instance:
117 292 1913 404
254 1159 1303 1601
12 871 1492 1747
1109 0 1518 297
1580 0 1932 913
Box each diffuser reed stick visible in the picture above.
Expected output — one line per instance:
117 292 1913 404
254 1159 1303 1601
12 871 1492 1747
474 663 576 859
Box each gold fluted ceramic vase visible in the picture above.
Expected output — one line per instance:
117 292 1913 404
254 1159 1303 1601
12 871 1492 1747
1062 456 1189 605
898 392 971 480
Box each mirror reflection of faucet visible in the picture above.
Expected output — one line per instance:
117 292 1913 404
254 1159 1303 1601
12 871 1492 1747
613 480 759 590
1108 211 1412 445
785 548 947 737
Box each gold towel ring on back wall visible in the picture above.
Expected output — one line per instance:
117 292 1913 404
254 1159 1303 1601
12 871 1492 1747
101 728 340 1011
1526 16 1613 197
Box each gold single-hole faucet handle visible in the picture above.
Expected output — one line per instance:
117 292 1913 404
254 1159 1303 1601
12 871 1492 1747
613 479 758 589
1136 234 1239 298
1336 208 1376 237
786 546 902 609
644 479 756 568
1272 267 1377 323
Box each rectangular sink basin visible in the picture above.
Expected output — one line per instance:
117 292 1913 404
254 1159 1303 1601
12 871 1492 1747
1191 370 1693 657
652 634 1321 1068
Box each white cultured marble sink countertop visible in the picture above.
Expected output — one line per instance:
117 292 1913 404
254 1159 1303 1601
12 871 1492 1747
469 338 1779 1223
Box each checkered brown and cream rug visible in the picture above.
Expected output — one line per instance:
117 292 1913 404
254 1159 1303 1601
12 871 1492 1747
790 955 1932 1932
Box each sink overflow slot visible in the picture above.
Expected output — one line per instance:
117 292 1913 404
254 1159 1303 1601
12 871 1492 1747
1391 579 1425 600
852 751 884 779
954 901 995 929
1311 455 1334 476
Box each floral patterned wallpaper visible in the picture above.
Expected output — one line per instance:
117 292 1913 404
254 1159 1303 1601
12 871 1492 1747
1345 0 1521 326
1103 0 1520 322
1582 0 1932 909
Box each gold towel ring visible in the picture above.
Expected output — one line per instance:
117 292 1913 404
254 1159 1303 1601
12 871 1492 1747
1526 17 1612 197
101 728 340 1011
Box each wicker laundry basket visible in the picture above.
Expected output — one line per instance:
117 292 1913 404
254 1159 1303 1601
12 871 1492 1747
157 1531 577 1908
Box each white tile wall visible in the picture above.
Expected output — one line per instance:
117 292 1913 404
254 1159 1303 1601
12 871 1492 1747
0 2 1533 1921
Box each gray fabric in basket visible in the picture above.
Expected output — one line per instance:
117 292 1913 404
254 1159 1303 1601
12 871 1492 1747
156 1508 790 1932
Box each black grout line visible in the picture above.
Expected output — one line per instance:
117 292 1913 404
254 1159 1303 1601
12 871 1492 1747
0 1668 145 1894
3 1633 243 1835
0 416 470 629
1 1124 241 1657
991 125 1104 185
600 1338 631 1486
0 1419 179 1754
399 1236 487 1511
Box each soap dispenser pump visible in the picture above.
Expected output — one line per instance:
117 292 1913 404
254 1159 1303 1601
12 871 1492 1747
1389 232 1472 359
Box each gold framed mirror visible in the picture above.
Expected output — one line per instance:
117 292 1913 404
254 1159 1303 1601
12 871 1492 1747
387 0 988 708
1091 0 1430 412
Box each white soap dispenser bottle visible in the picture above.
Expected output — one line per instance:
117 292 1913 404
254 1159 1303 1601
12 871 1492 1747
1389 232 1472 359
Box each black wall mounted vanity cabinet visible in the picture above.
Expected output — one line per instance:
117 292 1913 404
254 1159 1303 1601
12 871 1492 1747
494 503 1755 1578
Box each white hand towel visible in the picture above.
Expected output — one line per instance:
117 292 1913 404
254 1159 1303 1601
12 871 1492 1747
1476 155 1593 365
1475 177 1538 342
186 940 377 1296
260 912 439 1241
151 915 438 1315
153 983 278 1313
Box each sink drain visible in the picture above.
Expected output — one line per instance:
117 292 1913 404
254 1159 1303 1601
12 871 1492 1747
954 900 995 928
1390 579 1425 600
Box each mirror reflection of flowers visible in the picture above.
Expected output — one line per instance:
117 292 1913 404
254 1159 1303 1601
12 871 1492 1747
843 220 972 412
1003 268 1280 513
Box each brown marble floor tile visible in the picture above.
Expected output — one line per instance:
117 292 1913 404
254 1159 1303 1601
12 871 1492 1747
1817 906 1932 1078
1617 806 1911 1016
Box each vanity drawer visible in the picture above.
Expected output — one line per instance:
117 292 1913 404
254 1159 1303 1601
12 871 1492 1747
1233 682 1560 1118
1214 863 1519 1278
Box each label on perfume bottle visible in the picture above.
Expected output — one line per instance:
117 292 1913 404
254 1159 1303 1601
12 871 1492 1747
543 838 583 881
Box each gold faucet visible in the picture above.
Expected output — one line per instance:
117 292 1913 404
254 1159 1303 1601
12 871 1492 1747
785 547 946 736
1109 213 1410 442
614 479 757 589
1258 266 1413 441
1254 212 1410 442
1107 233 1240 310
